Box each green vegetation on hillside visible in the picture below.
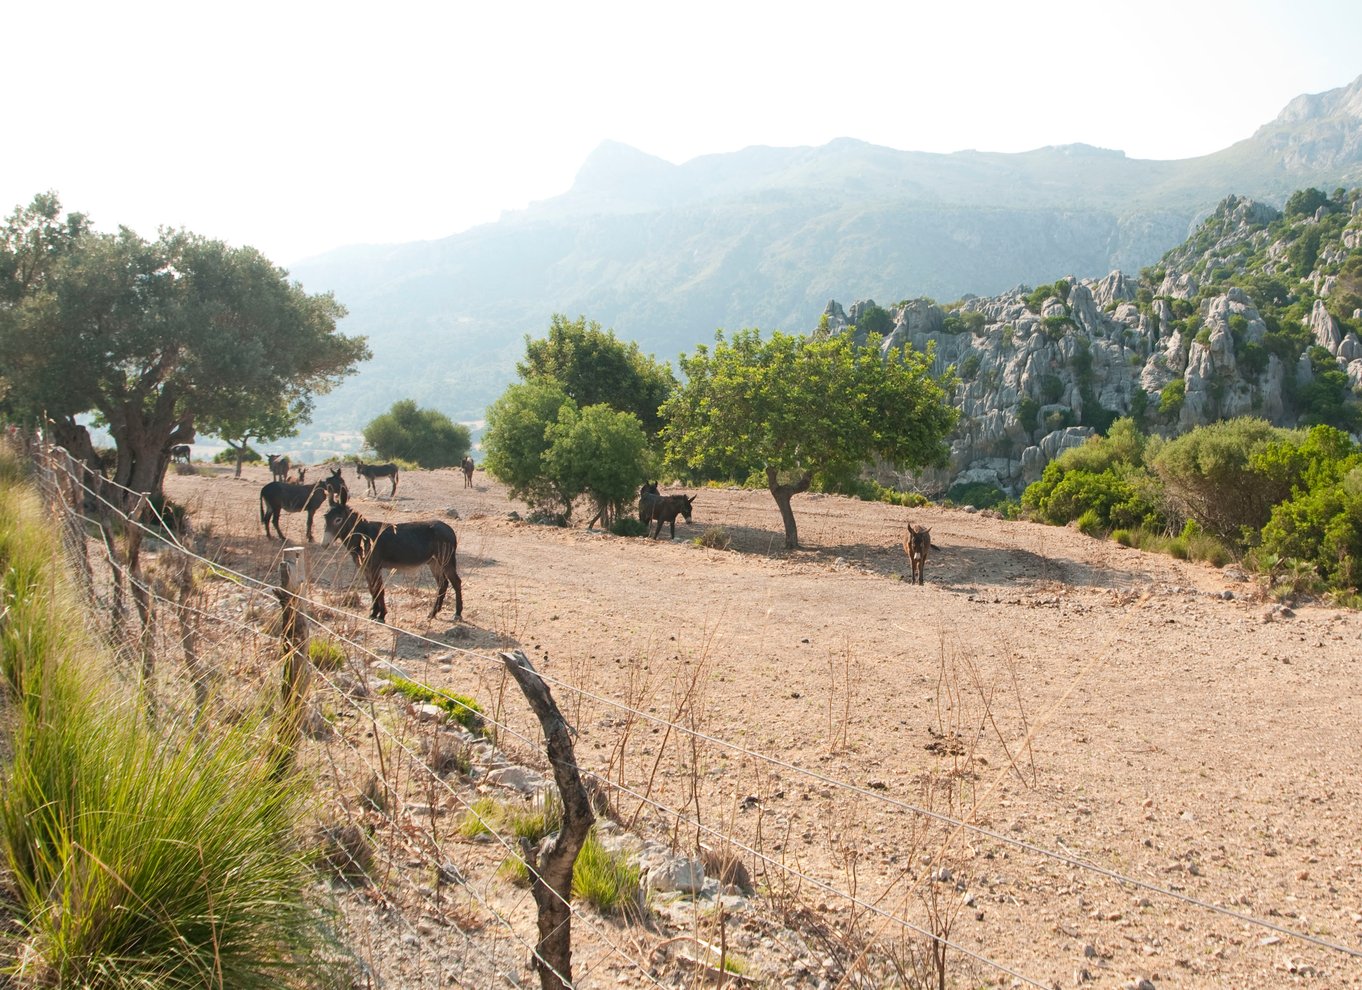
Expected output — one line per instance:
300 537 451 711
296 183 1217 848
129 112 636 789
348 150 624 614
1020 417 1362 603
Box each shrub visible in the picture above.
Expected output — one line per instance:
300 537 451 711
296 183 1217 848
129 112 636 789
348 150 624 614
1150 418 1294 546
945 481 1007 509
694 526 733 550
214 445 262 464
1159 378 1186 417
609 516 650 537
1076 508 1104 537
0 466 346 988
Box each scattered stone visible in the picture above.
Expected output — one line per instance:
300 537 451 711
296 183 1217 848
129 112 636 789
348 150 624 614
485 766 545 793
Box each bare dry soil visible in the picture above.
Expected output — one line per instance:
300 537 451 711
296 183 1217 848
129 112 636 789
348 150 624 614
165 463 1362 989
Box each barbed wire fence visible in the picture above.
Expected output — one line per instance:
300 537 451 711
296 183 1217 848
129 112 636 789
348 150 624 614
16 438 1361 988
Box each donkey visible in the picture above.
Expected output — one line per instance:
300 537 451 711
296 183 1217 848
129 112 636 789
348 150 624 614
356 459 400 498
461 456 475 488
259 468 348 542
639 485 696 539
267 453 291 482
169 444 191 464
903 522 932 585
322 500 463 624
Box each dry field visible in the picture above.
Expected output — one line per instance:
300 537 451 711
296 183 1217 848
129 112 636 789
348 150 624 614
161 462 1362 989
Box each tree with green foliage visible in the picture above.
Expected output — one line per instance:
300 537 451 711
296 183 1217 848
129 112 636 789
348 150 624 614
200 398 308 478
363 399 471 469
517 314 676 437
1149 418 1295 546
0 193 369 501
482 382 574 512
1284 187 1330 218
543 404 654 528
661 328 956 548
1253 425 1362 594
481 382 651 523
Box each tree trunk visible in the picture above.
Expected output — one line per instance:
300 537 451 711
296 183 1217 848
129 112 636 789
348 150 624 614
766 466 812 549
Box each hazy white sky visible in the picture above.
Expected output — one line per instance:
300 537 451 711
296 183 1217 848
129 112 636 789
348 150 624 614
6 0 1361 265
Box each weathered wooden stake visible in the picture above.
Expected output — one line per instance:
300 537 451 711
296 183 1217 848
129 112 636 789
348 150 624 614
272 546 313 777
500 649 595 990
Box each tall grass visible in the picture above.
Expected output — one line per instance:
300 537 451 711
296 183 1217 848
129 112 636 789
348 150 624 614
0 447 347 988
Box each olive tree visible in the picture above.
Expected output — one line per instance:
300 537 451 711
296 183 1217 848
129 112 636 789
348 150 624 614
661 328 957 548
0 194 369 500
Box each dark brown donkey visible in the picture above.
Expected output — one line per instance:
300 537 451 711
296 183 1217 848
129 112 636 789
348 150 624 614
259 468 348 542
903 521 932 585
322 500 463 624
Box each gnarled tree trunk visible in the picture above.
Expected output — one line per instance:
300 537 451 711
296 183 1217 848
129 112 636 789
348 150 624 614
767 465 812 549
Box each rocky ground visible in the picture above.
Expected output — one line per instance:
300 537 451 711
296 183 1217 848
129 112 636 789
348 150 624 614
161 463 1362 989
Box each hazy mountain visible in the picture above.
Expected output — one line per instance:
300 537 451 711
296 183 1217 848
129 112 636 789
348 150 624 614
289 75 1362 443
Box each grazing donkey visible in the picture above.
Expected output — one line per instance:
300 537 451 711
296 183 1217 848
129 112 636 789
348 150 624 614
461 456 475 488
322 500 463 624
356 459 400 498
169 444 191 464
259 468 348 542
903 522 932 585
267 453 291 482
639 484 696 539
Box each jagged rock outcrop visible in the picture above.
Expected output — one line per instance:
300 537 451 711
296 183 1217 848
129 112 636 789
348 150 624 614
823 192 1362 495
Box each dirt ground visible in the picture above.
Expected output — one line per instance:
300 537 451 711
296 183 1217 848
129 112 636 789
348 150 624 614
164 463 1362 989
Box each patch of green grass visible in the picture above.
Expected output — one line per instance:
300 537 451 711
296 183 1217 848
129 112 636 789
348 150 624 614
572 828 644 919
381 675 485 733
459 796 503 838
307 637 347 670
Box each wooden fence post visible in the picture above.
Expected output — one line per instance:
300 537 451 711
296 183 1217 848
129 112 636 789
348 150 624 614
499 649 595 990
272 546 313 778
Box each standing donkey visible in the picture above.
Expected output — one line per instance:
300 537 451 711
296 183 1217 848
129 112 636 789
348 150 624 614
903 521 932 585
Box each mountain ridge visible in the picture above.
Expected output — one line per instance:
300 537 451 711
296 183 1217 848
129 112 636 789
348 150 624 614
288 74 1362 443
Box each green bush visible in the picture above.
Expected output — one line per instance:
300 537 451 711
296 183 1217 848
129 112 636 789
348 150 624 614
1150 417 1295 546
609 516 650 537
215 446 262 464
307 638 347 671
694 526 733 550
364 398 471 469
1076 508 1104 537
945 481 1007 509
0 453 344 988
1159 378 1185 417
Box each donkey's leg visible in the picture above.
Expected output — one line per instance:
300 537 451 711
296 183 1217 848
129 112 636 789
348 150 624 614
365 566 388 623
427 559 448 619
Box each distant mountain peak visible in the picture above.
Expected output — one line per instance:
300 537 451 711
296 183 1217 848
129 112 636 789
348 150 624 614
1261 73 1362 128
570 141 676 195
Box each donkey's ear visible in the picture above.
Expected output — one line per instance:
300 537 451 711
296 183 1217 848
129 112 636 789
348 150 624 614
687 494 696 504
